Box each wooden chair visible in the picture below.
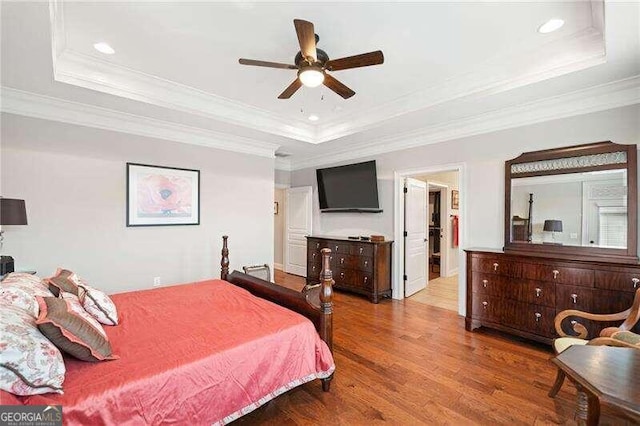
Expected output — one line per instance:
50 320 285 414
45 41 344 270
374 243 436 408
548 288 640 397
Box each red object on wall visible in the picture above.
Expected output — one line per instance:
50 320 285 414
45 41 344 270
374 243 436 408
452 215 459 247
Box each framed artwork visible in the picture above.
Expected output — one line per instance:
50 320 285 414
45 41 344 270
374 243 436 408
451 190 459 210
126 163 200 227
274 202 279 215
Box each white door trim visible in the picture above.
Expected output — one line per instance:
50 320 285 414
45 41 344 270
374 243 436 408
393 163 467 316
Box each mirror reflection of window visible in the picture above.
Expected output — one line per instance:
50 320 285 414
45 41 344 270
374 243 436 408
598 207 627 248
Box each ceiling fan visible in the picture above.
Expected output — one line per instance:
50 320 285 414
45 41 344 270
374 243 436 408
239 19 384 100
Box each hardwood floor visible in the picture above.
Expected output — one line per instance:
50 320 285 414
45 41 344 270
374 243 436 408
409 275 459 312
236 270 629 425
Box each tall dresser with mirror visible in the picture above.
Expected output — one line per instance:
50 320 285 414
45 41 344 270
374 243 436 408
466 141 639 344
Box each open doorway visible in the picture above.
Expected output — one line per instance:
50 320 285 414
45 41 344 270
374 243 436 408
399 169 462 313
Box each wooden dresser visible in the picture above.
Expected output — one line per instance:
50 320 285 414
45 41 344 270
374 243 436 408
306 236 393 303
466 249 640 344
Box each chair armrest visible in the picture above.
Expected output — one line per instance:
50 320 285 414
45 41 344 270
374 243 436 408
588 336 640 349
554 308 631 338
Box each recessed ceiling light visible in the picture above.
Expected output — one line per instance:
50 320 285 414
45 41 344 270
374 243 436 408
538 18 565 34
93 42 115 55
308 114 319 121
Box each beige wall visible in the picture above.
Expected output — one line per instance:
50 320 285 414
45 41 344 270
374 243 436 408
273 188 285 268
1 114 275 294
291 105 640 308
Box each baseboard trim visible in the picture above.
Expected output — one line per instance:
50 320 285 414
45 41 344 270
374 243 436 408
274 263 284 271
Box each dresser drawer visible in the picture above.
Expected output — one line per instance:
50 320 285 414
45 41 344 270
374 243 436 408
352 244 374 257
505 300 556 338
471 294 502 322
328 242 351 255
471 257 520 277
356 256 374 272
556 285 594 312
471 273 503 296
308 239 329 251
522 264 594 287
510 280 555 307
333 268 355 287
353 271 374 290
595 270 640 293
307 262 322 279
332 254 357 269
307 249 323 265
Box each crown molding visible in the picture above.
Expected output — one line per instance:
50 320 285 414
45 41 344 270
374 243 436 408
314 26 606 143
0 87 280 159
290 75 640 171
49 0 606 145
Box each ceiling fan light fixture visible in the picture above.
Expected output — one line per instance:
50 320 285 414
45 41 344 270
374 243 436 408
298 66 325 88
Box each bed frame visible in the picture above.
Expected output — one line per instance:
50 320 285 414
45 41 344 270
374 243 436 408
219 235 334 391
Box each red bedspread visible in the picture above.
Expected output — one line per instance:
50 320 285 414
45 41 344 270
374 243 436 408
5 280 335 425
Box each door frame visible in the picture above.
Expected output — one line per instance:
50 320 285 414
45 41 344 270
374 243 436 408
273 184 289 271
393 163 467 315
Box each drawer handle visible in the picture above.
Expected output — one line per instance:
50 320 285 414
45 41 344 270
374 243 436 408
571 293 578 304
482 301 488 308
633 278 639 288
364 260 368 267
340 272 344 279
535 288 542 297
364 276 368 283
335 245 339 251
493 263 499 271
340 258 344 265
570 320 577 326
535 312 542 322
482 279 488 288
359 247 363 254
312 266 316 271
312 253 316 258
316 243 320 249
330 256 333 261
552 270 560 279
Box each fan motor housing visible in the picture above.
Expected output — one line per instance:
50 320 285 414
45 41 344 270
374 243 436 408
294 34 329 66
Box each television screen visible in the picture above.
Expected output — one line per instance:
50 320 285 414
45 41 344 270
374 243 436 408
316 160 382 212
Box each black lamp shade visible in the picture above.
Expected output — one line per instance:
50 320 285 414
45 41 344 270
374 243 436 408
543 220 563 232
0 198 27 225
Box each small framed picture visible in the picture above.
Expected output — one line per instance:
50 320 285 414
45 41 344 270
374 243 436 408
451 190 459 210
274 202 279 215
127 163 200 226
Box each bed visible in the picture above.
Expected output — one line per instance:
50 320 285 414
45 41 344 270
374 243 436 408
0 236 335 425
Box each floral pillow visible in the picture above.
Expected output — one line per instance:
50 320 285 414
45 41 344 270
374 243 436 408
0 273 53 298
0 305 65 395
0 287 40 319
77 285 119 326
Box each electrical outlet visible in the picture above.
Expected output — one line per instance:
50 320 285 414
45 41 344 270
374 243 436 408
153 277 161 287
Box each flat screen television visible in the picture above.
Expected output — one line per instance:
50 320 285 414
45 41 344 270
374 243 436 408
316 160 382 213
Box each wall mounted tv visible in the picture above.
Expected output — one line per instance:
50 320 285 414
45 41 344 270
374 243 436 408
316 160 382 213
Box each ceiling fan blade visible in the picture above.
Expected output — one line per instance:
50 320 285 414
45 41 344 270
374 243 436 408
325 50 384 71
323 74 355 99
239 58 298 70
293 19 317 62
278 79 303 99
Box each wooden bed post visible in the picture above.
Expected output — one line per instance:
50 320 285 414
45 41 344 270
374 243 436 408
221 235 229 280
319 248 334 392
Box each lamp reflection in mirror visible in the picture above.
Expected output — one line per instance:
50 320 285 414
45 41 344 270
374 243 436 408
543 219 563 244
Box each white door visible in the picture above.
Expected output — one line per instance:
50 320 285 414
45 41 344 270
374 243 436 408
285 186 313 277
404 178 428 297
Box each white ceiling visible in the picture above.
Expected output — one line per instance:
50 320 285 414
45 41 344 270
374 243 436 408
1 1 639 169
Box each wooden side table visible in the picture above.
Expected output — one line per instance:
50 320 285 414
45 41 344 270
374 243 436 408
551 345 640 425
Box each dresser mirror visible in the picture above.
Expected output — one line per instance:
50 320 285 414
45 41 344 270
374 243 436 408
504 141 638 263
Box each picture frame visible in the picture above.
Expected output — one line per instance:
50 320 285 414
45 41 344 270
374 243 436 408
451 190 459 210
274 202 279 215
126 163 200 227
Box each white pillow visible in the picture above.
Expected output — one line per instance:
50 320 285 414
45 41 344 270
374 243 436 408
0 306 65 395
78 285 119 326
